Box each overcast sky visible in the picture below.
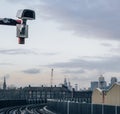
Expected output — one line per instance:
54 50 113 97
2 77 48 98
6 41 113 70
0 0 120 88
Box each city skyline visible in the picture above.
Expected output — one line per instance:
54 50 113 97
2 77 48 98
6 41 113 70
0 0 120 88
0 74 119 91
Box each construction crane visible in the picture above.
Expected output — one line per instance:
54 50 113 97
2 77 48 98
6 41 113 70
51 69 53 87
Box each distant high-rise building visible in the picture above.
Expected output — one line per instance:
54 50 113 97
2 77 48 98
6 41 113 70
110 77 117 86
64 78 67 87
91 81 98 90
98 75 107 89
68 81 72 91
75 84 78 91
3 77 6 90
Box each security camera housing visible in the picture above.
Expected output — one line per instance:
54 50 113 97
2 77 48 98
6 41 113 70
16 9 35 20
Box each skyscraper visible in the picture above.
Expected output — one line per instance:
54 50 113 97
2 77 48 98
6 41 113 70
91 81 98 90
98 75 107 89
110 77 117 86
64 78 67 87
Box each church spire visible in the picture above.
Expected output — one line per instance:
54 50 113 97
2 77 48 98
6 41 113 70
3 77 6 90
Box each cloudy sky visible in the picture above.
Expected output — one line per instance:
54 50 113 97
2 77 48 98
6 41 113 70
0 0 120 88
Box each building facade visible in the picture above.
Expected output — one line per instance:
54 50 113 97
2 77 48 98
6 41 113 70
92 88 104 104
72 90 92 103
105 83 120 106
92 83 120 106
0 85 92 103
22 85 71 101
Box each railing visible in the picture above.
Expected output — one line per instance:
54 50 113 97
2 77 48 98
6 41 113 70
47 99 120 114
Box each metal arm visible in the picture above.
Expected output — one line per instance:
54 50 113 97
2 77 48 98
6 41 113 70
0 18 21 26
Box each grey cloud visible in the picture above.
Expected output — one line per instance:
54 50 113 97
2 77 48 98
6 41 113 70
48 56 120 72
0 48 37 55
22 68 40 74
6 0 40 8
38 0 120 40
6 0 30 4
